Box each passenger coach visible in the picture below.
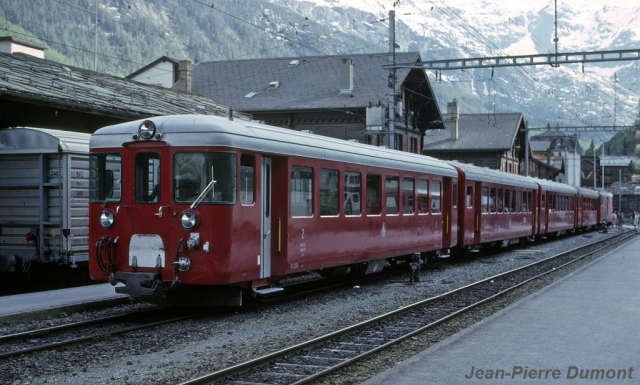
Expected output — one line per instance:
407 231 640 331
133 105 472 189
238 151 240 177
89 115 458 305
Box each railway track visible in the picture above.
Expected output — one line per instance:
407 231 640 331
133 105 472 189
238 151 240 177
0 307 203 360
178 231 637 385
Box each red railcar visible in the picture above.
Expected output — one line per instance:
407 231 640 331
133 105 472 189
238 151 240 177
449 162 538 251
534 178 578 237
88 115 609 306
576 187 600 230
89 115 458 305
598 190 614 227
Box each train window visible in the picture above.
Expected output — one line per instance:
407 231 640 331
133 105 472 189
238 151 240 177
452 184 457 208
240 154 255 205
89 153 122 203
320 169 339 216
344 172 361 216
134 152 161 203
497 188 504 212
386 176 399 215
466 186 473 208
402 178 415 214
489 187 497 213
291 166 313 217
431 180 441 214
504 190 511 212
481 186 489 213
528 192 532 212
516 190 523 212
173 152 237 204
366 174 382 215
418 179 429 214
510 190 516 212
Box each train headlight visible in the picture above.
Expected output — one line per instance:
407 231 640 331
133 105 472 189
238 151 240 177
99 209 116 229
138 120 156 140
180 210 198 230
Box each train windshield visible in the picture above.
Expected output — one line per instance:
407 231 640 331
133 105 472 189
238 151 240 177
173 152 237 204
89 154 122 203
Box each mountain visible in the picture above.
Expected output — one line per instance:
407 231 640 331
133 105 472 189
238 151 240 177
1 0 638 147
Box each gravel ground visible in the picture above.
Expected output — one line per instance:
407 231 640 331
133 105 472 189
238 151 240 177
1 228 629 385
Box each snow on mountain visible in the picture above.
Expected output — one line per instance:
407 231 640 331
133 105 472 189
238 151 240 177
277 0 640 132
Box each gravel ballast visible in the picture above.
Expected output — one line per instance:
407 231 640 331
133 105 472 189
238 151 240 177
0 229 628 385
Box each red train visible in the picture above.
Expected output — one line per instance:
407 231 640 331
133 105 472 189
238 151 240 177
88 115 613 306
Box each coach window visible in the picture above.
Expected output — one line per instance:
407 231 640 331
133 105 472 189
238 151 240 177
511 190 517 212
89 153 122 203
528 192 533 212
240 154 255 205
366 174 382 215
344 172 361 215
504 190 511 212
497 188 504 212
135 152 161 203
489 187 498 213
291 166 313 217
481 186 489 213
418 179 429 214
320 169 339 216
466 186 473 207
431 180 441 214
452 184 457 209
517 190 523 212
402 178 415 214
386 176 399 215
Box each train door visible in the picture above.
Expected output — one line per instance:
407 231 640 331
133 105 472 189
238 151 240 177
474 181 482 244
260 157 272 279
128 148 176 274
442 178 456 248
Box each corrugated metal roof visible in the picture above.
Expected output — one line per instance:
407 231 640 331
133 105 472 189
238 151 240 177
423 113 524 152
0 126 90 154
0 52 250 121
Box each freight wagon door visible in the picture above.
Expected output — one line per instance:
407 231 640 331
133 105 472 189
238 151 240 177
260 157 272 279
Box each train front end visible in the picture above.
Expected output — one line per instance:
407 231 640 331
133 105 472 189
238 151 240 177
88 117 259 306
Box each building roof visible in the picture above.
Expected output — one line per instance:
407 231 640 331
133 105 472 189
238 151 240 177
600 156 636 167
530 139 551 152
0 51 249 131
422 113 525 152
126 55 180 80
190 52 426 112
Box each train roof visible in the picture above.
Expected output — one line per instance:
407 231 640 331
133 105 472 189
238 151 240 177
0 127 90 154
531 178 578 194
91 115 458 177
576 187 600 198
447 161 538 189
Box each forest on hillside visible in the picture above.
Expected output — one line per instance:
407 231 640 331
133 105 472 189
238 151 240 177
0 0 372 76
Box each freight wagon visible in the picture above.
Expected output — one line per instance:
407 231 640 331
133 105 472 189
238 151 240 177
0 127 90 273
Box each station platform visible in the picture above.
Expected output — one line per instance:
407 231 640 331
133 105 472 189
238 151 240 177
363 234 640 385
0 283 127 323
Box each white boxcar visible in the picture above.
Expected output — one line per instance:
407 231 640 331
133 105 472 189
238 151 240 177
0 127 90 273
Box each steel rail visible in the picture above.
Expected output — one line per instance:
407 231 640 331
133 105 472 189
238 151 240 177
178 231 637 385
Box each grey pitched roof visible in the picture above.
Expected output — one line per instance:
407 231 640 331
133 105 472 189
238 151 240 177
530 139 551 152
423 113 524 151
0 52 249 121
126 55 180 81
191 52 422 112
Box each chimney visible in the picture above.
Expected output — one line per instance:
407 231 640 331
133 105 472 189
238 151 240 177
339 57 354 95
178 60 192 93
0 36 46 59
447 98 459 141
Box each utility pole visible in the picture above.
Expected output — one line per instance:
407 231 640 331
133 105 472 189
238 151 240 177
388 9 396 150
94 0 98 72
